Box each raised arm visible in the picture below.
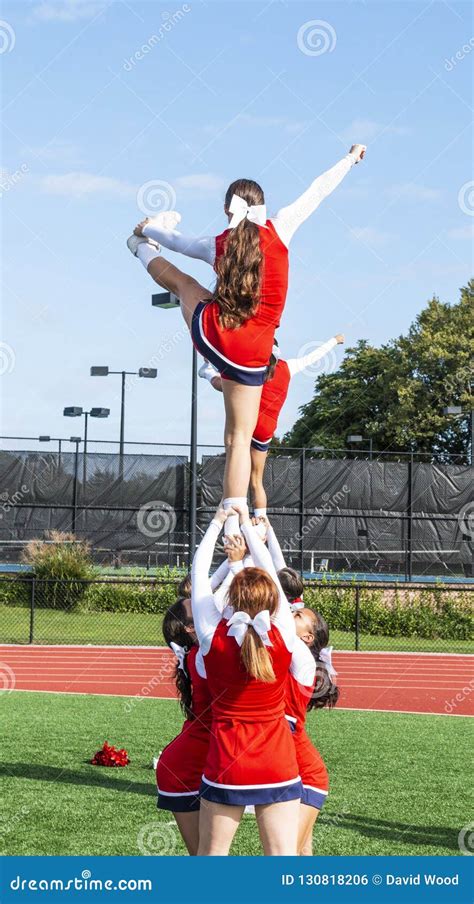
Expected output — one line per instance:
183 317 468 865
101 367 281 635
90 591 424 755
266 521 287 571
286 334 343 378
271 145 366 247
191 513 225 654
240 512 296 651
210 559 230 592
142 220 216 265
290 636 316 688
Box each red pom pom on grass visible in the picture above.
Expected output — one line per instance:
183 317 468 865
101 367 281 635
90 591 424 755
91 741 129 767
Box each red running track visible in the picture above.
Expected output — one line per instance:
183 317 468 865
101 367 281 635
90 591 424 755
1 645 473 717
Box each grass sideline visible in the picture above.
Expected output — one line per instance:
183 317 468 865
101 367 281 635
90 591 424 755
1 604 472 653
1 691 471 856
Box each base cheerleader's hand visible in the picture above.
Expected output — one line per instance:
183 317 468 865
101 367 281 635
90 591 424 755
335 333 345 344
213 504 229 526
225 535 247 562
230 502 251 525
349 144 366 163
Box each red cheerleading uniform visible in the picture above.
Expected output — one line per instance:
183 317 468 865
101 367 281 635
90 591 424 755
191 221 289 386
201 620 301 805
156 645 212 812
251 359 291 451
285 668 329 811
192 518 303 807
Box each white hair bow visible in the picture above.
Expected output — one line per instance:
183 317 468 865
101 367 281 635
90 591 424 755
226 610 273 647
228 194 267 229
319 645 337 678
290 600 304 612
170 642 188 671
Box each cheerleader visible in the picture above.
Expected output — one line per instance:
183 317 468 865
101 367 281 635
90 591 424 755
289 608 339 855
156 597 210 855
157 547 245 854
199 333 344 516
129 145 366 532
191 504 304 855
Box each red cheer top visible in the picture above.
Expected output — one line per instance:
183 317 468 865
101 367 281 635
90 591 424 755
201 221 289 369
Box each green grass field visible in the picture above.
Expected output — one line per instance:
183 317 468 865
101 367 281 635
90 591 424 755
2 605 471 653
1 691 471 856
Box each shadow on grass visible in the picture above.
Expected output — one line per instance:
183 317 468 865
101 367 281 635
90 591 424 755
318 811 459 851
0 762 156 796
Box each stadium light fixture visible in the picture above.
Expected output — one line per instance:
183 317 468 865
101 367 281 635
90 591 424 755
38 435 51 442
443 406 463 416
90 366 157 465
347 434 373 460
151 291 180 309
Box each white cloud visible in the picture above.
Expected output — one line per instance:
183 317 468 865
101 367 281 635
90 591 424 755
31 0 107 22
351 226 393 247
340 118 410 143
24 139 85 166
175 173 226 197
39 171 135 198
385 182 442 202
446 224 474 240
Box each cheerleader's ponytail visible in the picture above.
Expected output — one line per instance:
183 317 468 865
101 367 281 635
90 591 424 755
162 599 195 719
228 567 278 684
214 179 264 330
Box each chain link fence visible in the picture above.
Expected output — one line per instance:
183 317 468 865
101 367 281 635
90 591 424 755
1 575 472 654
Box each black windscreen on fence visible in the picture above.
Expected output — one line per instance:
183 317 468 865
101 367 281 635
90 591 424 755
0 449 472 575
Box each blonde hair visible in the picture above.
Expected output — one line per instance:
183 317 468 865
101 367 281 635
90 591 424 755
228 567 278 683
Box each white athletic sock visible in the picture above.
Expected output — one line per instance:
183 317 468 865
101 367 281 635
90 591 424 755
199 361 219 383
223 496 246 536
254 507 267 518
137 241 162 271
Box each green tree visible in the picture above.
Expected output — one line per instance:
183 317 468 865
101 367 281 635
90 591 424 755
283 280 473 458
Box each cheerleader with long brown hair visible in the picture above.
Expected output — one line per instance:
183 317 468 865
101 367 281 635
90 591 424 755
128 145 366 532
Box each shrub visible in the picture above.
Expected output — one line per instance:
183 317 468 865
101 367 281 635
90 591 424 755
22 531 93 609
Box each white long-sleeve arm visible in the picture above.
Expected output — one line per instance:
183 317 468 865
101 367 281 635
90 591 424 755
270 153 356 248
210 559 229 592
286 336 338 378
214 560 244 613
241 520 296 651
191 519 223 655
290 636 316 687
266 524 287 572
142 223 216 265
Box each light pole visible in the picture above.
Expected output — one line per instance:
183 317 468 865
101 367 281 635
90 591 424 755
63 407 110 491
152 290 197 565
90 366 157 478
443 405 473 464
347 434 373 460
39 435 63 467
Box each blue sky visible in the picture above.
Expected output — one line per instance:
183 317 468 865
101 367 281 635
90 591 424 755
1 0 472 451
